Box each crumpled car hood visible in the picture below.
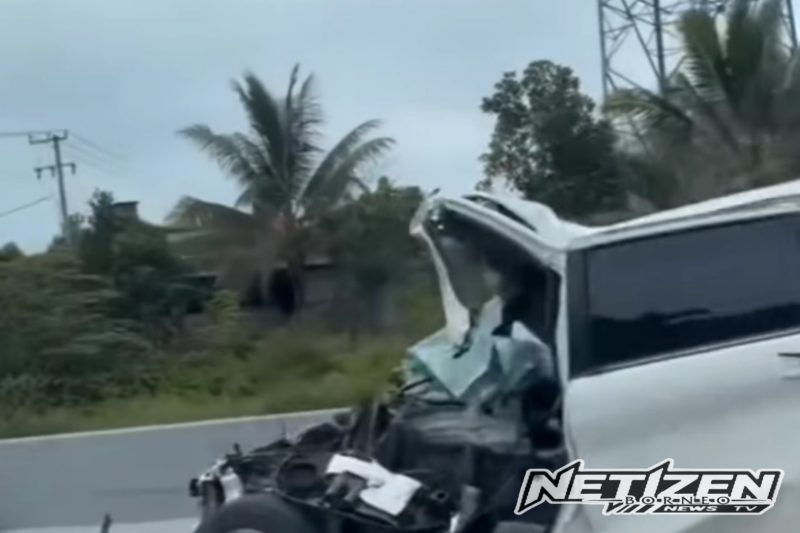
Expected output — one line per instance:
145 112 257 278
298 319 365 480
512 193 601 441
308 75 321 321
406 298 554 406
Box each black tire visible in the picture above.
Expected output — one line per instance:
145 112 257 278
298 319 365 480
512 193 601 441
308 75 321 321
193 494 319 533
199 481 224 520
492 523 547 533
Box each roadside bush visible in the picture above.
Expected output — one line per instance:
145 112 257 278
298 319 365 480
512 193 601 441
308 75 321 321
207 289 252 357
0 252 152 411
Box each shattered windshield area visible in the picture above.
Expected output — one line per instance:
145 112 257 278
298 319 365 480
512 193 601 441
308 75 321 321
408 206 558 405
421 207 497 317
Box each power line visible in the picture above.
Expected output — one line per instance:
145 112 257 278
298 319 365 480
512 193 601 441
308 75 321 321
0 195 53 220
71 132 124 161
65 144 123 178
67 141 121 168
0 129 67 139
66 153 119 178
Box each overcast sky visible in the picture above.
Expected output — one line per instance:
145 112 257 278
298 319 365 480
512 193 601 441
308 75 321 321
1 0 778 252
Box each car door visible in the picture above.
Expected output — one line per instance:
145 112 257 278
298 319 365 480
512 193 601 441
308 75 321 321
561 212 800 533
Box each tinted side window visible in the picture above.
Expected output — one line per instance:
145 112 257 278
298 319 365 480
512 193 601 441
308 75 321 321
579 215 800 374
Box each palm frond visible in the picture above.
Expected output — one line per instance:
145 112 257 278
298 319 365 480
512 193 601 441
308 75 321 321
286 63 301 103
296 73 323 134
233 73 292 203
166 196 255 233
166 198 259 275
179 125 259 187
776 53 800 130
228 132 292 210
166 198 277 293
302 136 395 218
281 63 302 191
300 120 384 202
167 225 256 248
233 72 285 161
755 0 785 40
725 0 780 104
351 177 370 195
747 0 790 131
287 69 324 198
671 73 741 156
679 8 729 101
604 87 693 132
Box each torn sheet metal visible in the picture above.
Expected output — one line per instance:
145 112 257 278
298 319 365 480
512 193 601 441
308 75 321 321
410 198 472 345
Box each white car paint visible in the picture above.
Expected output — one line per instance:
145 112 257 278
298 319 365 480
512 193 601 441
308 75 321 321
564 334 800 532
416 179 800 533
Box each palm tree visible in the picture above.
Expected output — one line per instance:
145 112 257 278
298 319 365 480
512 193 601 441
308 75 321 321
168 65 394 312
605 0 800 205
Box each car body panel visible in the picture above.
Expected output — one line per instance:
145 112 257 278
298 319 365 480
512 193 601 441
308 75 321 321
564 331 800 532
454 182 800 532
472 178 800 251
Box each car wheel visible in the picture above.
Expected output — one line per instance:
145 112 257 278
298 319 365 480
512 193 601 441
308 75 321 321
199 481 224 520
193 494 319 533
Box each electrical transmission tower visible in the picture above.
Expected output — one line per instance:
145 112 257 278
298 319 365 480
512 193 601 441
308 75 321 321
598 0 798 97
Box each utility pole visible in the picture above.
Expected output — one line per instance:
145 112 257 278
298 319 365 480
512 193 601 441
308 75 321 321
29 130 77 244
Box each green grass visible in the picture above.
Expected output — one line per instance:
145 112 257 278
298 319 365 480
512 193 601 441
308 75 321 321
0 283 444 440
0 330 411 439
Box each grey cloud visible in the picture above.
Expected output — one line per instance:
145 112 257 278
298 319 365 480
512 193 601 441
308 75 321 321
0 0 605 251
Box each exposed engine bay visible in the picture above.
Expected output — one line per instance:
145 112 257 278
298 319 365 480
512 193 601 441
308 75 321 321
189 199 568 532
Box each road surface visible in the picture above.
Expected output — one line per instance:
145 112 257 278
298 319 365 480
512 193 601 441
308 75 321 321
0 409 342 532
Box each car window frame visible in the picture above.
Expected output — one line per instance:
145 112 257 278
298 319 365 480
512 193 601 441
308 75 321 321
567 212 800 379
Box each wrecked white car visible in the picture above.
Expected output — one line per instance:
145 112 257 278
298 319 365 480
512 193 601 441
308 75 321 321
189 181 800 533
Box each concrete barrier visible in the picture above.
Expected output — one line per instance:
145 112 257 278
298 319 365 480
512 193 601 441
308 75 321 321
0 409 344 531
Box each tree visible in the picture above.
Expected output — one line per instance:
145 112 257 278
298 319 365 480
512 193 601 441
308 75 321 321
605 0 800 205
0 242 23 262
77 191 116 274
480 60 627 220
169 65 394 314
111 223 198 343
76 190 196 343
323 177 424 335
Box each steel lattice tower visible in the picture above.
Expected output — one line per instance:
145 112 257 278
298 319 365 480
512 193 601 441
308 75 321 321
598 0 798 97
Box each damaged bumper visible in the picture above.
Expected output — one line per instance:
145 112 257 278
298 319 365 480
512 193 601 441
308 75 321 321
190 387 564 532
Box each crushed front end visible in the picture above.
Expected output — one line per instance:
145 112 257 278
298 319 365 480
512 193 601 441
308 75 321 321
189 196 567 532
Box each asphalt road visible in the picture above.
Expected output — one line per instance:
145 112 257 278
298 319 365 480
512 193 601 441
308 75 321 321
0 409 342 532
6 517 197 533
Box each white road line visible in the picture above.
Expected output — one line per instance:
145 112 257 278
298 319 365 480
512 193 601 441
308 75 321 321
0 407 346 445
5 517 199 533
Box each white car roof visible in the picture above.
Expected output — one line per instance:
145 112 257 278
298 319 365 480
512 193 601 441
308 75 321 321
467 179 800 250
